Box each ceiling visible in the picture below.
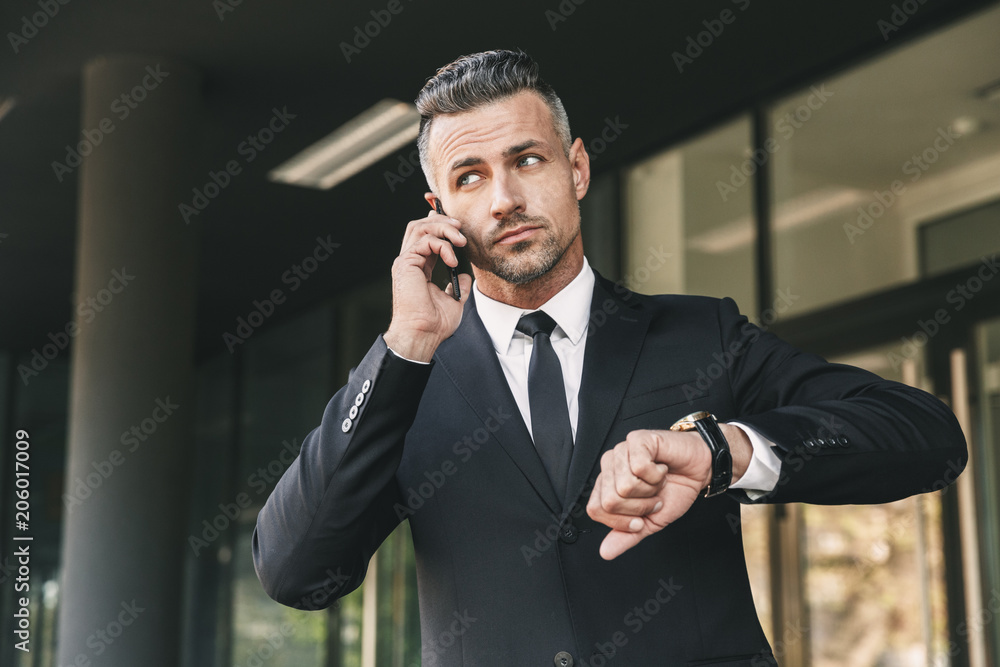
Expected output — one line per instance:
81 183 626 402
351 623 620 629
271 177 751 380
678 3 1000 246
1 0 996 358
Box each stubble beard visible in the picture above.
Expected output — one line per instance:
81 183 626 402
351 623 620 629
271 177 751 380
471 213 578 285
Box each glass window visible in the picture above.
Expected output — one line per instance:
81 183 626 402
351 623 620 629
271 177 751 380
238 307 333 488
183 352 237 667
919 198 1000 277
231 522 328 667
579 170 622 281
336 585 366 667
624 116 758 314
374 522 421 666
771 3 1000 319
1 354 69 667
231 305 336 665
971 317 1000 658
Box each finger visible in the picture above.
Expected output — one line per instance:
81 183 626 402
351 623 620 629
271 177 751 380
593 499 665 531
392 246 437 283
458 272 472 294
600 471 662 518
611 446 660 499
405 235 461 270
595 509 664 536
594 452 653 516
621 431 671 483
402 219 465 252
629 445 670 487
429 208 463 229
586 472 607 522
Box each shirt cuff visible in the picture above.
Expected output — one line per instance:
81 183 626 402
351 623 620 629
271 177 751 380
385 343 431 365
727 422 782 500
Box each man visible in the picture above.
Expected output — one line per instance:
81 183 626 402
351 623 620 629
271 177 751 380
253 50 966 666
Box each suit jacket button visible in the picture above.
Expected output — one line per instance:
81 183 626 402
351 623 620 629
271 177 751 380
354 392 365 407
349 405 359 419
838 435 850 447
804 439 819 452
362 379 372 393
554 651 573 666
341 418 352 432
559 524 578 544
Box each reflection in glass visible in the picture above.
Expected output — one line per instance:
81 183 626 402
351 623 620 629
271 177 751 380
624 116 757 314
770 4 1000 318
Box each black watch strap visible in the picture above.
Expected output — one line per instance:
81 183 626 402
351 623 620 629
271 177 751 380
670 411 733 497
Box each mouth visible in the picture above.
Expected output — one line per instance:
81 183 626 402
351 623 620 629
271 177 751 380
495 225 541 245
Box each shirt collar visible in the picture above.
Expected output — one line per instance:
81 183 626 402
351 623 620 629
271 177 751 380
473 256 595 354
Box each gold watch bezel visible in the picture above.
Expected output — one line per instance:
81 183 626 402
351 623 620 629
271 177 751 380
670 411 714 432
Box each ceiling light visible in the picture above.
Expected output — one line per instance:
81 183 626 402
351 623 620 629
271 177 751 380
949 116 980 137
687 187 867 253
268 99 420 190
0 97 17 123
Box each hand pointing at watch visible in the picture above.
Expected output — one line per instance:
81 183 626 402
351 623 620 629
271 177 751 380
585 422 753 560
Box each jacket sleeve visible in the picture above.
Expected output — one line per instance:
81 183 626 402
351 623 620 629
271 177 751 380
718 298 968 505
252 335 433 609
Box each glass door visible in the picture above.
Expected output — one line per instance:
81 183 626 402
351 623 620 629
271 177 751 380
947 318 1000 667
800 345 950 667
766 314 1000 667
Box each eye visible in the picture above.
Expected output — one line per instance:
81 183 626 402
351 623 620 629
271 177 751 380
518 155 542 167
458 172 483 186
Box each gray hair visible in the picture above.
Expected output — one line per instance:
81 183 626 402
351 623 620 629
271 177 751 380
415 49 572 195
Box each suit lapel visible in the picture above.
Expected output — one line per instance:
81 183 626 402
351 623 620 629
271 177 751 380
434 273 651 517
564 274 651 512
435 297 562 514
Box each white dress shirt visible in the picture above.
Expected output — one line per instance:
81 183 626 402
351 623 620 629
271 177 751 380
391 256 782 495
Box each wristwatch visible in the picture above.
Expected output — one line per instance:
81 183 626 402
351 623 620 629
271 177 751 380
670 411 732 497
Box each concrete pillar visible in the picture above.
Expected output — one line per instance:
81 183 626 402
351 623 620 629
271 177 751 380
57 55 201 667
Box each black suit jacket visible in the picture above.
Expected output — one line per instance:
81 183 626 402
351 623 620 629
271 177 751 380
253 273 966 666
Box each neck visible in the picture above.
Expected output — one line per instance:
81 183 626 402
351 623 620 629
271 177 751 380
474 239 585 310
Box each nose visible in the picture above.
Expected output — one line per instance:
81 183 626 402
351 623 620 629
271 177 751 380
489 172 525 220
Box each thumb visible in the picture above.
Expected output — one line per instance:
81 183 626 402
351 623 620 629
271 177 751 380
457 273 473 303
599 529 646 561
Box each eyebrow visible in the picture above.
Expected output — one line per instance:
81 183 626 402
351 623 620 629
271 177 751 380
448 140 544 173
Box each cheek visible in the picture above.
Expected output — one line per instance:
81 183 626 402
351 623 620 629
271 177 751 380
461 224 491 255
530 172 576 211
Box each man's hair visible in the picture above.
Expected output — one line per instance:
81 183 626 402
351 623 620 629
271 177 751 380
415 49 572 194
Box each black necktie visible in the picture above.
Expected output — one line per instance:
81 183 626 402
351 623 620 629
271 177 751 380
516 311 573 504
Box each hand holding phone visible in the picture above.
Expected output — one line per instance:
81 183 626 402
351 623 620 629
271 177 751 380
383 201 468 362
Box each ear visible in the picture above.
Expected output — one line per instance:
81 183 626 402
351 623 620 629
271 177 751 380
424 192 439 211
568 137 591 201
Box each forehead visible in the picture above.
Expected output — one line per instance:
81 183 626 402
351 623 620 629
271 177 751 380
427 91 559 169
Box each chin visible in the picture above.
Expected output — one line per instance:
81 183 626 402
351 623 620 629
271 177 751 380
491 251 562 285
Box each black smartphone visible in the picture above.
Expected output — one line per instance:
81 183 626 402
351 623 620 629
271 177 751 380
434 199 462 301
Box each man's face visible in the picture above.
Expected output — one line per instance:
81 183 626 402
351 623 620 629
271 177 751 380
425 91 590 285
